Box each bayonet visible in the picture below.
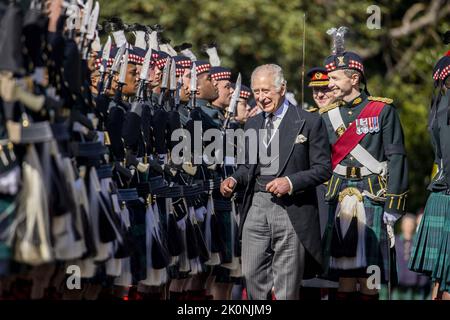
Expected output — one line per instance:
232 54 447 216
139 49 152 81
189 62 197 109
158 58 171 106
65 0 80 39
169 59 177 91
80 0 93 34
81 1 99 59
135 49 152 101
103 43 126 94
111 44 126 73
86 2 99 40
169 58 177 110
100 36 112 74
118 50 129 85
97 36 112 93
223 73 241 129
114 49 128 102
174 75 182 109
78 0 93 51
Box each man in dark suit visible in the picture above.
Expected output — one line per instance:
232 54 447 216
220 64 331 300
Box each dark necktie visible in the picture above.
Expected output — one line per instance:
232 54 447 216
265 113 274 145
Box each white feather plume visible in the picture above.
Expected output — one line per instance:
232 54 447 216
327 26 349 55
205 46 221 67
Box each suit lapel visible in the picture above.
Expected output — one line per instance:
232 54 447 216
276 104 305 176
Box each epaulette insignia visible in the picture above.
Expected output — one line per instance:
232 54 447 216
306 107 319 113
368 96 393 104
319 101 342 114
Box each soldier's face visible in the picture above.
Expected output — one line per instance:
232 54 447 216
235 99 250 123
90 69 100 94
252 71 286 114
312 86 335 108
180 68 191 102
122 63 138 96
328 69 357 99
197 73 219 101
149 66 162 88
212 80 232 109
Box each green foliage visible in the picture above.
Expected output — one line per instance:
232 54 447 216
100 0 450 212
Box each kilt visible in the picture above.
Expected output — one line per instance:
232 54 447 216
126 199 148 284
409 191 449 276
322 179 390 283
431 193 450 292
0 196 15 276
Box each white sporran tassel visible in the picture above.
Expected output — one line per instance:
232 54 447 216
114 206 132 286
330 191 367 270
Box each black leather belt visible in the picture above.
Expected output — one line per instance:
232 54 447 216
97 164 113 179
8 121 53 144
71 141 107 158
117 188 139 201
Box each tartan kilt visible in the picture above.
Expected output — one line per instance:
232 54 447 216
126 199 148 284
0 196 15 277
214 209 233 263
431 193 450 292
322 180 390 283
408 191 449 276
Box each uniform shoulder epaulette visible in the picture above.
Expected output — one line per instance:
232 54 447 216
368 96 393 104
319 101 341 114
306 107 318 113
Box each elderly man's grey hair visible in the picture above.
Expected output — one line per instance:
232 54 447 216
251 64 287 92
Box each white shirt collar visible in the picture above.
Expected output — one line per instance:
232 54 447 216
266 98 289 120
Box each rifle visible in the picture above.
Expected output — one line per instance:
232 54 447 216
96 36 112 94
158 58 171 108
113 49 128 103
189 62 197 110
102 43 126 95
135 47 152 102
223 73 241 130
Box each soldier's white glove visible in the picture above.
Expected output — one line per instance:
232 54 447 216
387 224 395 248
383 212 399 248
383 212 400 226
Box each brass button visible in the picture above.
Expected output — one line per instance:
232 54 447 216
348 111 353 115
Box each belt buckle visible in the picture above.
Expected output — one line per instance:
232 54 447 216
346 166 361 179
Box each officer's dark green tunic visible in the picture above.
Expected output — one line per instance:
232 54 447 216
321 92 408 282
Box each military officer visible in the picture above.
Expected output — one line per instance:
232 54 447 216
320 27 408 300
301 67 339 300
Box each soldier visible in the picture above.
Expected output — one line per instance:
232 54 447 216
409 53 450 300
320 27 408 300
307 67 336 111
300 67 339 300
229 83 254 126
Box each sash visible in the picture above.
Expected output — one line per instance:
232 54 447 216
331 101 385 170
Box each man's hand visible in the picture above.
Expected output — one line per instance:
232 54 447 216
220 177 236 197
46 0 63 33
247 106 260 118
266 177 291 197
